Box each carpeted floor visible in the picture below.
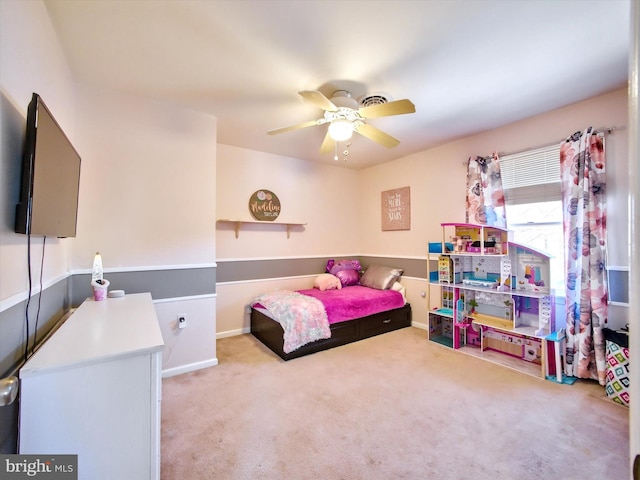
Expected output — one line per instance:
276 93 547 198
161 327 629 479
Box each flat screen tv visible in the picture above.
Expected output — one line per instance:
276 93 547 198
15 93 81 238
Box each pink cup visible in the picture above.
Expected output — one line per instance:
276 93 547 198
91 279 110 301
93 286 107 301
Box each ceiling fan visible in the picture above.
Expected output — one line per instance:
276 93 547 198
268 90 416 154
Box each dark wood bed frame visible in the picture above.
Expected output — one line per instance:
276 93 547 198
250 303 412 360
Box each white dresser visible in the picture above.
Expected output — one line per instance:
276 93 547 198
19 293 164 480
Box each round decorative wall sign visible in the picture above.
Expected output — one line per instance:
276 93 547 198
248 189 281 221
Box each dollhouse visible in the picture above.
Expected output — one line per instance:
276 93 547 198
428 223 560 378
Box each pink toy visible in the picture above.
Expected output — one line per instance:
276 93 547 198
313 273 342 291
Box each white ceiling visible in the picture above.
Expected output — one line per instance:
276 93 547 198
44 0 631 169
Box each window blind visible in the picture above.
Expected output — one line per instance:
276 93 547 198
500 144 561 205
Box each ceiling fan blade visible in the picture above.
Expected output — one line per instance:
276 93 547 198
267 119 320 135
299 90 338 112
358 99 416 118
356 123 400 148
319 130 335 154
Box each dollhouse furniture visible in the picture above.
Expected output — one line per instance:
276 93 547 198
428 223 559 378
542 329 576 384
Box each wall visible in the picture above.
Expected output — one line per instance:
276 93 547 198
359 87 629 330
216 145 361 258
0 0 78 455
216 145 361 336
0 0 77 376
217 88 630 336
0 0 219 387
70 85 219 377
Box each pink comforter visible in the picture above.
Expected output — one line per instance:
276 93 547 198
296 285 405 324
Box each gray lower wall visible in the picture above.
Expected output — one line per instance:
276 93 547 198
0 278 71 377
216 256 428 283
1 267 217 378
216 257 332 282
0 278 70 455
69 267 217 306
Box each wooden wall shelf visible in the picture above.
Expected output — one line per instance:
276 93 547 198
216 219 306 239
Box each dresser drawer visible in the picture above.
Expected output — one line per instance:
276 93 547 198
360 304 412 337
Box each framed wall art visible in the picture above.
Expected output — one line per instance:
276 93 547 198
381 186 411 231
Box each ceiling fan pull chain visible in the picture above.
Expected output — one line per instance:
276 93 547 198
343 143 351 162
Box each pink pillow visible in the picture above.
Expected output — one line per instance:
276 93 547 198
334 269 360 287
326 259 362 286
313 273 342 291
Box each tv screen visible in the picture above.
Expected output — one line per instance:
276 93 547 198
15 93 81 238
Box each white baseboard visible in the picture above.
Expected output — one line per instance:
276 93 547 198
217 327 250 339
162 357 218 378
412 321 428 331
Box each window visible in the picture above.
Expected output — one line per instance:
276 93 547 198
500 144 564 293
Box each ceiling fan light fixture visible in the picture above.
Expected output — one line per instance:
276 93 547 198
328 118 353 141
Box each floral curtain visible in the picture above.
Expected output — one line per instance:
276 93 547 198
560 127 607 384
465 153 507 227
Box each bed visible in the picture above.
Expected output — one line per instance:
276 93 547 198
249 263 413 360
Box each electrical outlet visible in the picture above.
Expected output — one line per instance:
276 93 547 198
177 314 187 329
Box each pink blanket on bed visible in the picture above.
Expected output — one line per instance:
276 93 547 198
296 285 405 324
249 290 331 353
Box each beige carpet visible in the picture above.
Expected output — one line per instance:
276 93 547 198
161 327 629 479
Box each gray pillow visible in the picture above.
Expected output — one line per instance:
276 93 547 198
360 264 403 290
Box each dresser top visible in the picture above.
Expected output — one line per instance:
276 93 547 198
20 293 164 378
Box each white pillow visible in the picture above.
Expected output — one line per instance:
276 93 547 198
390 281 406 301
313 273 342 291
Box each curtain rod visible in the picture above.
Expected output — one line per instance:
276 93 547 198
498 126 615 158
464 126 616 164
